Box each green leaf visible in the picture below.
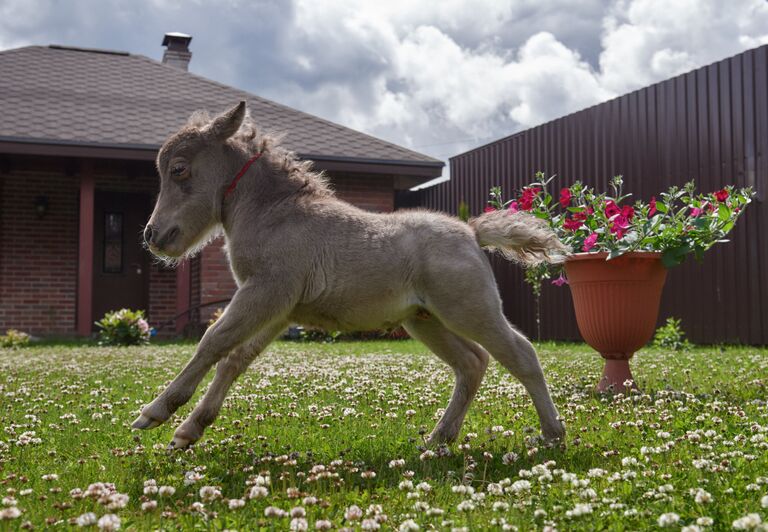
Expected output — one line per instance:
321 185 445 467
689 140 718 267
717 203 730 222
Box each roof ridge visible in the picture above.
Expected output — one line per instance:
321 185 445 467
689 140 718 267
130 54 442 164
48 44 130 56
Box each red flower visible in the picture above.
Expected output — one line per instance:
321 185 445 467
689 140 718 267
507 201 519 214
610 214 631 239
563 217 583 231
551 273 569 286
605 200 620 218
583 233 598 252
484 206 496 213
519 187 541 211
621 205 635 221
648 196 657 217
559 188 572 208
714 188 729 202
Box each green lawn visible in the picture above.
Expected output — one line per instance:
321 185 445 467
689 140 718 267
0 341 766 530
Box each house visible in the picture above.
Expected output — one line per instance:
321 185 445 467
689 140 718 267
417 45 768 345
0 34 443 337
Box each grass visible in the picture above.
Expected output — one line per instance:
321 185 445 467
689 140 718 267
0 340 766 530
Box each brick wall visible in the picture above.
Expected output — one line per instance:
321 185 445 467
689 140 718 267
0 156 177 336
196 172 395 322
333 173 394 212
0 162 79 335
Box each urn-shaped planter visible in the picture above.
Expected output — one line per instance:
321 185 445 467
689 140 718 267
564 252 667 393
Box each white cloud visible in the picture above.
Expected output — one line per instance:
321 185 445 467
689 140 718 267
266 0 768 168
599 0 768 94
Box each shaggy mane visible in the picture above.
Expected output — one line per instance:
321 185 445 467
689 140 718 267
188 110 334 199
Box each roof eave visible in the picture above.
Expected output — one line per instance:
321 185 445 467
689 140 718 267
0 137 444 182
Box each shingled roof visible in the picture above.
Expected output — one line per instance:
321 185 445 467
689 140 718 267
0 45 443 180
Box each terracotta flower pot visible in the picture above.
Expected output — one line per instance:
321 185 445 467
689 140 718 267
564 252 667 393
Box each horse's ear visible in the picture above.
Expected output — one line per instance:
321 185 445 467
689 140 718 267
206 101 247 141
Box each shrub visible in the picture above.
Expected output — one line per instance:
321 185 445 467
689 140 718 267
653 317 691 351
0 329 31 348
208 308 225 328
95 309 151 346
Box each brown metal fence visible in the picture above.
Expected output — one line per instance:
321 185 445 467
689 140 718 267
414 45 768 345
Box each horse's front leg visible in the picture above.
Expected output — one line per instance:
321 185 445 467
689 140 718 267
132 281 291 431
168 320 288 449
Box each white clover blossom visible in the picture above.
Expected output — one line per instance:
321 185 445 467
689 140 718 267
97 514 121 531
228 499 245 509
75 512 97 526
0 507 21 520
361 518 381 530
732 513 762 530
199 486 221 502
249 486 268 499
457 500 475 512
502 452 519 465
657 513 680 527
345 505 363 521
158 486 176 497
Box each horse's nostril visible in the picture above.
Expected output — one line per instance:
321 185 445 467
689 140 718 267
143 225 154 245
166 227 180 245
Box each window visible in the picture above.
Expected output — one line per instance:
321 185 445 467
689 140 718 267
103 212 123 273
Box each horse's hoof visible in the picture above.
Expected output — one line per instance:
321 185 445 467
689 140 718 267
168 436 192 450
132 414 163 430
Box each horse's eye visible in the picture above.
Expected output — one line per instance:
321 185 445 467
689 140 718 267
171 164 187 177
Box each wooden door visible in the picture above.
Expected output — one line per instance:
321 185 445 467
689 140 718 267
92 191 151 327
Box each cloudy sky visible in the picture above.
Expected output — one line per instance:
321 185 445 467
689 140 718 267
2 0 768 184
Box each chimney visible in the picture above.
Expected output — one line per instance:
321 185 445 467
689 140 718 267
162 32 192 70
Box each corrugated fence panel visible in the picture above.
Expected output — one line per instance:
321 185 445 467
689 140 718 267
417 45 768 345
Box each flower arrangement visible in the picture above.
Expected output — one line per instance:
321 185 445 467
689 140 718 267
95 308 151 346
485 173 753 286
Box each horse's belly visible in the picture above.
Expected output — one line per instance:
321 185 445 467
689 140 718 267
290 293 419 332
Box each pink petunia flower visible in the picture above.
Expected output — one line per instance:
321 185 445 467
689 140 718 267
507 201 519 214
551 273 569 286
559 188 572 208
583 233 598 252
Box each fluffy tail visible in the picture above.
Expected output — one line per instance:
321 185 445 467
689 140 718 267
469 210 569 266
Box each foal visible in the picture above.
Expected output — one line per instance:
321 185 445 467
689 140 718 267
135 102 568 449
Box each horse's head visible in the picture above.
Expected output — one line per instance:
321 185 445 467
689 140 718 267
144 101 247 259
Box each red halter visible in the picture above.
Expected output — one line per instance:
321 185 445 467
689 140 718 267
224 152 263 198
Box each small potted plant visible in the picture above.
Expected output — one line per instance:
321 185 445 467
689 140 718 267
485 174 753 392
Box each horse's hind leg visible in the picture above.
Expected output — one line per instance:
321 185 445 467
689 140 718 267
425 276 564 441
403 315 489 445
